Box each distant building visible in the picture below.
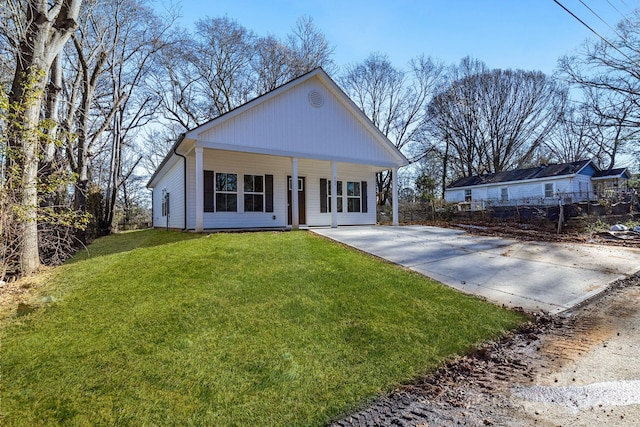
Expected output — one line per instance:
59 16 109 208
445 159 631 211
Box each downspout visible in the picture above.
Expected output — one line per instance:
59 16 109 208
173 134 187 231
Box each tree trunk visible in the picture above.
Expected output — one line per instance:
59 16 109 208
7 0 82 276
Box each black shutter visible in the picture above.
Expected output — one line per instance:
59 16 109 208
265 174 274 212
204 170 214 212
361 181 368 213
320 178 327 213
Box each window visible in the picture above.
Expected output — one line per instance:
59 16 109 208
161 190 170 216
216 173 237 212
288 177 304 191
500 187 508 201
544 183 554 198
464 189 472 202
320 179 343 213
327 181 342 212
347 181 361 212
243 175 264 212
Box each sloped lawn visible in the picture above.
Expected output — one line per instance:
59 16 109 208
1 230 526 426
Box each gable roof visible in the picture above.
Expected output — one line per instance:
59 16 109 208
447 159 595 189
148 68 407 188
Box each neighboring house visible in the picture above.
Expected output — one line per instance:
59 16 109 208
147 68 409 231
592 168 633 197
445 159 632 210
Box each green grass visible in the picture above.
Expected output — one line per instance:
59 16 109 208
1 230 526 426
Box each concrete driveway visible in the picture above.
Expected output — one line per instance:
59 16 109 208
312 225 640 314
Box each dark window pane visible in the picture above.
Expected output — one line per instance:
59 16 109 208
255 176 263 193
227 174 237 192
228 194 237 211
216 193 237 212
216 173 226 191
244 175 254 192
348 197 360 212
347 181 354 196
244 194 264 212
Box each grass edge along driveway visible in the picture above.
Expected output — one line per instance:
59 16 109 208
1 230 526 426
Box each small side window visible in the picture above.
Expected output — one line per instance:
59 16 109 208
464 189 472 202
544 183 554 198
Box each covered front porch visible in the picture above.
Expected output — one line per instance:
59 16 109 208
189 147 400 232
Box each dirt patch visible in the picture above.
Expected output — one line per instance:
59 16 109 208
0 267 54 319
331 274 640 426
452 221 640 249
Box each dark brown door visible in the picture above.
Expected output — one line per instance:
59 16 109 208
287 176 306 225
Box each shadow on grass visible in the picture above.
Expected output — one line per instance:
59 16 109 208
66 229 203 264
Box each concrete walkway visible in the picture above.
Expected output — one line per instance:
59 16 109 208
312 225 640 314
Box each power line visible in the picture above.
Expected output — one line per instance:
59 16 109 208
606 0 632 22
579 0 628 44
552 0 638 66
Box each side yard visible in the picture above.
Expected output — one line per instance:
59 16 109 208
0 230 525 426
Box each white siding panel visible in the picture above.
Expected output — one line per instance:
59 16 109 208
197 77 394 167
444 189 465 203
151 159 185 229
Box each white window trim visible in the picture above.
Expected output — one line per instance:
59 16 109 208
346 181 361 213
215 172 238 212
243 174 265 212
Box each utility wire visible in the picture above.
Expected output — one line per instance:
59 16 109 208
580 0 627 42
606 0 632 22
552 0 639 66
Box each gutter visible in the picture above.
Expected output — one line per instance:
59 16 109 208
172 135 188 231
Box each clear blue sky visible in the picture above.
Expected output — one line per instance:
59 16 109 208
178 0 637 75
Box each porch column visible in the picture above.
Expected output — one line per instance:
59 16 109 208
195 147 204 232
392 167 399 226
291 157 299 230
331 161 338 228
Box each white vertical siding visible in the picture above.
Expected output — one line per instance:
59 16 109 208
152 159 185 229
196 77 396 167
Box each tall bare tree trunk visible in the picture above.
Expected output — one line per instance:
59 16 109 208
8 0 82 276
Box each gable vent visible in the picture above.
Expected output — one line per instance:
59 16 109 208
308 90 324 108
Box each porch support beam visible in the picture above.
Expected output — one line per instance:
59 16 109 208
291 157 299 229
392 167 399 226
195 146 204 232
331 161 338 228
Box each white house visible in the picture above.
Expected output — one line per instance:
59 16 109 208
445 159 631 210
147 68 409 231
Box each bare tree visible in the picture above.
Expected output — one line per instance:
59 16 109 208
192 16 256 117
544 104 596 163
287 15 335 76
97 0 174 235
2 0 82 276
428 57 565 181
557 9 640 161
251 35 292 93
340 53 445 205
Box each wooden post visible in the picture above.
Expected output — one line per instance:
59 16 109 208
557 203 564 234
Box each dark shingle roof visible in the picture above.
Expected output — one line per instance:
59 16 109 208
447 160 593 189
592 168 630 179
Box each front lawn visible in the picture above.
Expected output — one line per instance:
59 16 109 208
1 230 525 426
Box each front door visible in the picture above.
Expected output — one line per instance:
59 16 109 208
287 176 306 225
